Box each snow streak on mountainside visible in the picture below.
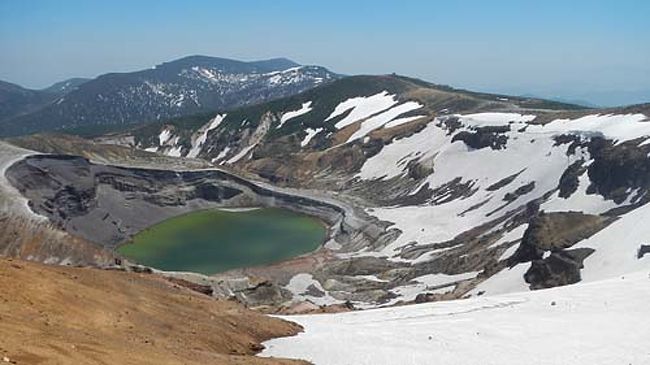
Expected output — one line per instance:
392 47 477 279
261 271 650 365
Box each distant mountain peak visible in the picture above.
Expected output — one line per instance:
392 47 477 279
157 55 302 74
0 56 339 136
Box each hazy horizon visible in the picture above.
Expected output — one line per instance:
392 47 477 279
1 0 649 107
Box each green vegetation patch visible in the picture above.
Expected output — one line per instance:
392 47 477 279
117 208 327 275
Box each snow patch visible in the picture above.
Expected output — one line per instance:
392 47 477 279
277 102 313 129
301 128 323 147
543 113 649 144
158 129 172 146
346 101 423 143
187 114 226 158
227 143 257 164
326 91 398 129
574 201 650 282
388 271 479 304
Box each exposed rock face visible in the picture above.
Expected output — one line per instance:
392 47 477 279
486 170 525 192
587 137 650 204
558 160 586 198
503 181 536 202
524 248 595 289
514 211 609 261
638 244 650 259
0 212 115 266
509 211 612 289
451 126 510 150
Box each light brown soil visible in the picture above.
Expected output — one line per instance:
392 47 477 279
0 258 307 365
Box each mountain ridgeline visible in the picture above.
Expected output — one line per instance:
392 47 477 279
126 74 589 169
0 79 86 123
0 56 339 137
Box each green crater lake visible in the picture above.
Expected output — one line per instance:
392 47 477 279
117 208 327 275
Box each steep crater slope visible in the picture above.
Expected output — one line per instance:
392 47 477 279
6 155 351 249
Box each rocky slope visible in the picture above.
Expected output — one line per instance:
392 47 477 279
0 56 339 137
4 74 650 310
5 155 347 249
0 257 305 365
107 74 650 305
0 141 115 266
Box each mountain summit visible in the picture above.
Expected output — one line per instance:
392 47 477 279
0 56 339 136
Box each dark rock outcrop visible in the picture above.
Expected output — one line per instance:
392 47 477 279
510 211 612 289
524 248 595 289
638 244 650 259
587 137 650 204
486 169 525 192
523 211 606 250
503 181 536 202
558 160 586 198
451 126 510 150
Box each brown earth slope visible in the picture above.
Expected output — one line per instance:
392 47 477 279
0 258 306 365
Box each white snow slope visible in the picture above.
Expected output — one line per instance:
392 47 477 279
357 112 650 264
262 270 650 365
348 111 650 300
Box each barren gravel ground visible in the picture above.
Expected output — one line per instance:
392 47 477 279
0 258 308 365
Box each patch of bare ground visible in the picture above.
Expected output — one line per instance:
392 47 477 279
0 258 307 365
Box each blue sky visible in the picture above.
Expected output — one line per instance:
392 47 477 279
1 0 648 106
